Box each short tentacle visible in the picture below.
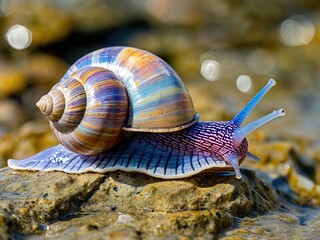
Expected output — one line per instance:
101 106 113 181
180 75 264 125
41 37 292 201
223 153 242 179
247 151 260 161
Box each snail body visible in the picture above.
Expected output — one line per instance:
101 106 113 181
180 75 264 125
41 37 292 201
8 47 285 179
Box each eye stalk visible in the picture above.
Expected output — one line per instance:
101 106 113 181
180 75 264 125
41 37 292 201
234 109 285 147
223 79 285 179
232 79 285 147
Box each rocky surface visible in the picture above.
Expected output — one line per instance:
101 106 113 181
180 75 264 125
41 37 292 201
0 166 279 239
1 131 320 239
2 134 320 239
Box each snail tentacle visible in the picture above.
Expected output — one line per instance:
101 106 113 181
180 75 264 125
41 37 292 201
234 109 285 147
247 152 260 161
223 153 242 179
233 79 276 127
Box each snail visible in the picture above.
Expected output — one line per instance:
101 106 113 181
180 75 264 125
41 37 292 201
8 47 285 179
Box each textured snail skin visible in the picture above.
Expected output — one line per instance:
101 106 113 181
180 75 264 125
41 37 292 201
7 47 285 179
7 122 248 179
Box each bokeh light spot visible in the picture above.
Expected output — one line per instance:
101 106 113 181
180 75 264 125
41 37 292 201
5 25 32 50
236 75 252 92
280 15 315 47
0 0 15 16
200 60 220 81
247 49 276 75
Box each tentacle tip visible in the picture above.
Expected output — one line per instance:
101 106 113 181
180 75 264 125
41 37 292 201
225 154 242 180
273 109 285 118
233 167 242 179
235 173 242 179
278 108 285 116
268 79 276 86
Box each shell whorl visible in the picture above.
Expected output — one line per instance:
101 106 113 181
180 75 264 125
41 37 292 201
36 94 54 116
37 89 65 122
45 80 87 133
37 47 198 155
38 67 129 155
63 47 198 132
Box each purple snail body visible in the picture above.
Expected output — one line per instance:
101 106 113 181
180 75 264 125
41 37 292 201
8 47 285 179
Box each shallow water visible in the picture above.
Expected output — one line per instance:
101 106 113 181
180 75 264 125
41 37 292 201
217 171 320 239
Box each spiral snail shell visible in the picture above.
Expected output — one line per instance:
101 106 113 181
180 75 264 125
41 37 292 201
8 47 285 179
36 47 198 155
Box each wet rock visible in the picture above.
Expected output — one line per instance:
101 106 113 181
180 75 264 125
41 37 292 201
0 167 279 239
288 170 319 205
243 135 320 206
313 150 320 186
242 134 297 183
218 212 301 239
0 209 9 240
138 210 231 238
45 210 231 239
83 170 279 215
219 208 320 240
0 168 104 233
300 214 320 240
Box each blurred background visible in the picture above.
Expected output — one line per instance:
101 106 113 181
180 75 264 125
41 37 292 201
0 0 319 167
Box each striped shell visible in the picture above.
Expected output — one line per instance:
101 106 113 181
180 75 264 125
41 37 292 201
37 47 198 155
